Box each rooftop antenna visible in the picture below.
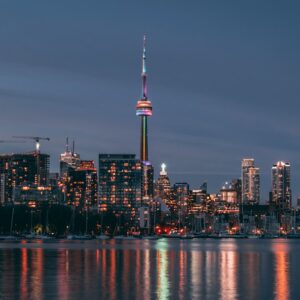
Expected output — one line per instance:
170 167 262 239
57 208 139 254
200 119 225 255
142 34 147 99
72 140 75 155
66 137 69 152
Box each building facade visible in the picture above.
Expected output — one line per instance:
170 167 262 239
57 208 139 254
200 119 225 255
271 161 291 210
220 181 238 203
98 154 142 222
173 182 190 218
59 139 81 181
66 160 98 208
0 152 50 203
154 163 171 202
241 158 260 204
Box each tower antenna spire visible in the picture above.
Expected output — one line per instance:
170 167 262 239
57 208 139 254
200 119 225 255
66 137 69 152
142 34 147 99
72 139 75 154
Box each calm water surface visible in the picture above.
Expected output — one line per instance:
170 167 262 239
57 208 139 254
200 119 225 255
0 239 299 300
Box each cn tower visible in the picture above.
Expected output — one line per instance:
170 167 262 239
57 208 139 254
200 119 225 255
136 35 152 162
136 35 153 200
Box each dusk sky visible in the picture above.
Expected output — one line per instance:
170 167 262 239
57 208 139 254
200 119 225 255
0 1 300 203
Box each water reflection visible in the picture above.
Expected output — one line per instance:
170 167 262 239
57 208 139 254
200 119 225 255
32 247 43 300
219 240 238 300
143 247 150 299
0 239 298 299
190 250 201 298
243 252 260 300
20 248 28 300
109 248 116 300
57 249 69 300
178 245 186 300
205 249 217 298
272 242 290 300
157 247 169 299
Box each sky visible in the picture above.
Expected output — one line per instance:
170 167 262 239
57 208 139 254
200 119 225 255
0 1 300 203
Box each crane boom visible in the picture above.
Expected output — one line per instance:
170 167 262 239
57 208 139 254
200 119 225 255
12 136 50 141
12 136 50 151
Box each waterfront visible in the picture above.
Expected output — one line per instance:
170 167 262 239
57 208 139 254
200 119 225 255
0 239 299 300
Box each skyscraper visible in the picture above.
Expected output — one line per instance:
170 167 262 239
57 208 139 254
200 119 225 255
98 154 142 222
173 182 190 218
0 152 50 203
241 158 260 204
136 35 152 162
66 160 98 208
136 36 154 201
220 181 238 203
154 163 171 202
59 138 80 180
271 161 291 210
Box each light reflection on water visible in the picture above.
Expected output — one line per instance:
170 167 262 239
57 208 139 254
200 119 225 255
273 242 290 300
0 239 299 300
219 241 238 300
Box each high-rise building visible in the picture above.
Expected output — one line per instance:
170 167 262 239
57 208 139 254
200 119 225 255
11 153 50 187
297 196 300 210
232 178 242 203
13 185 62 206
136 36 154 201
271 161 291 210
66 160 98 208
191 183 207 204
0 155 13 204
241 158 260 204
173 182 190 217
0 152 50 203
60 138 80 180
154 163 171 202
220 181 238 203
220 179 242 203
98 154 142 222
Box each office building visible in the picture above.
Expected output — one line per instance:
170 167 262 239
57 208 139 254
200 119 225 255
173 182 190 217
271 161 291 210
154 163 171 202
66 160 98 208
220 181 238 203
241 158 260 204
59 138 80 180
0 152 50 203
98 154 142 222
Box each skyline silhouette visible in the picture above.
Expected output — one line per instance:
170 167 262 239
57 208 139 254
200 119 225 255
0 1 300 202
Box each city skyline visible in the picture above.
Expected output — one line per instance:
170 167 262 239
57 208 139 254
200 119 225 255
0 1 300 201
0 3 300 300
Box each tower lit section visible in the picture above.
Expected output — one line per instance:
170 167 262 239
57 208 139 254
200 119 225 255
136 35 153 162
136 35 154 229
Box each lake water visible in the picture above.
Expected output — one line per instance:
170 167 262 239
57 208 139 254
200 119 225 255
0 239 299 300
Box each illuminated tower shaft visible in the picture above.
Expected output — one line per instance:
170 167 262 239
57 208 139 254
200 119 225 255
136 36 153 202
136 36 152 162
140 116 148 161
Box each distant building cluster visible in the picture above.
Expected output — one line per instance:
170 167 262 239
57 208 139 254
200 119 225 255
0 146 298 236
0 37 299 238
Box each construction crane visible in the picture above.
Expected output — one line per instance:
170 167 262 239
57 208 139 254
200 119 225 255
12 136 50 153
12 136 50 186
